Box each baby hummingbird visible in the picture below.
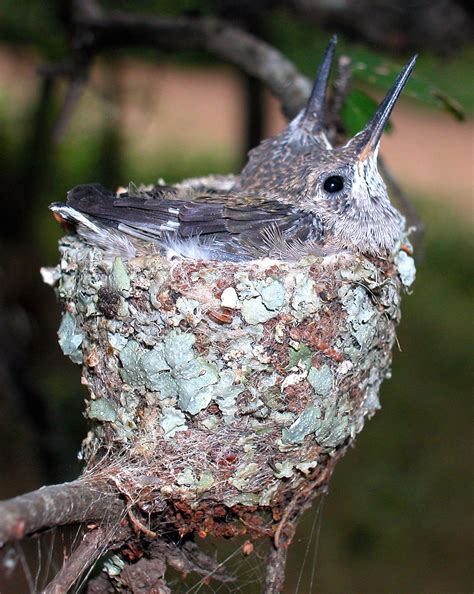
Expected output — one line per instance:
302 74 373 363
50 42 417 262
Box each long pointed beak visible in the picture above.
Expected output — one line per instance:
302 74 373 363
302 35 337 131
358 55 417 161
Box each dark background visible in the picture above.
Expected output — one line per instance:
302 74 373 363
0 1 472 592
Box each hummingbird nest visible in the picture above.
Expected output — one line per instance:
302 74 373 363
43 174 416 545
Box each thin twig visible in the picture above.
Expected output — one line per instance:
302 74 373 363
43 527 108 594
51 75 87 144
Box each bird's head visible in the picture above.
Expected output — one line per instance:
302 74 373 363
305 55 416 255
278 55 417 256
236 33 416 256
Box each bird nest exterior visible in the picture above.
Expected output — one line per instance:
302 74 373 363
44 219 415 542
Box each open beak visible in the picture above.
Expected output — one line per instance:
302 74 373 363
302 35 337 133
357 55 417 161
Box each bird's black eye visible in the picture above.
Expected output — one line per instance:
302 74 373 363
323 175 344 193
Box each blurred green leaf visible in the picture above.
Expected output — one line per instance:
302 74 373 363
341 89 393 137
349 49 466 120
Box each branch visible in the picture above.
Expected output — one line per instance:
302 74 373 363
43 527 109 594
263 540 290 594
200 16 310 118
51 1 312 119
51 75 88 144
0 479 124 547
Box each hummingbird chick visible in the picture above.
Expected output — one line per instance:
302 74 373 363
50 41 417 262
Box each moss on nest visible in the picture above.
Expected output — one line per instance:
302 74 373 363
43 215 415 540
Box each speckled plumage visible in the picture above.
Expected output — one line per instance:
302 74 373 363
234 35 336 194
50 42 417 261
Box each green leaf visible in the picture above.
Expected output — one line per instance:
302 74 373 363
286 343 312 371
341 89 393 138
349 49 465 121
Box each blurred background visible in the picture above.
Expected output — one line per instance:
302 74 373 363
0 1 472 592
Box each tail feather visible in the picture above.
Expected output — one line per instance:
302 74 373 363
50 204 138 259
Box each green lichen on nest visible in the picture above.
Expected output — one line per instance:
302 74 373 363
44 231 415 515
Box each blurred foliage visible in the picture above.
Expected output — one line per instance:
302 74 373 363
341 89 391 138
268 14 472 113
1 0 66 57
0 1 472 592
0 0 472 113
347 48 465 120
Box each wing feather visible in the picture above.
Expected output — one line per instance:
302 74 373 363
57 182 324 259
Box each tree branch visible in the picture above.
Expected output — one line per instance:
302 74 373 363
0 479 124 547
263 540 291 594
51 75 87 144
43 527 109 594
50 1 312 120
